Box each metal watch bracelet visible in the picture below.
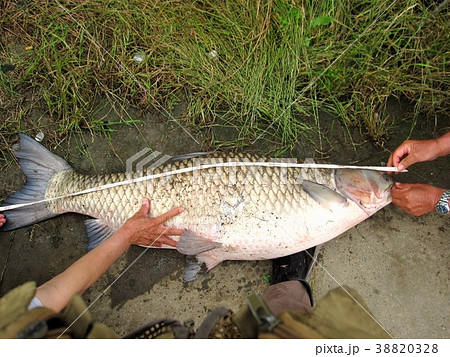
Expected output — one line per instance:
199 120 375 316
435 189 450 214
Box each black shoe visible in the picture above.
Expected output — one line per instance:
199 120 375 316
271 247 316 285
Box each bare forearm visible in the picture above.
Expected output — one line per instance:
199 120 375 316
436 132 450 157
36 230 130 312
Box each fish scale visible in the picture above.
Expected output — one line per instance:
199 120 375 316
1 135 393 276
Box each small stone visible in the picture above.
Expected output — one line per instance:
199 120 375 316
208 50 218 59
35 132 44 142
133 53 145 63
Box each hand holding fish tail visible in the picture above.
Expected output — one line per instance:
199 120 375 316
0 214 5 228
119 198 184 248
388 132 450 172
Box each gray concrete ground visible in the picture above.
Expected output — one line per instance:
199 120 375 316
0 101 448 338
313 208 449 338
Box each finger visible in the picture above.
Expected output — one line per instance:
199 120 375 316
161 226 184 236
393 182 410 191
138 198 150 216
157 235 178 247
397 154 417 171
392 149 407 167
154 206 184 225
390 142 412 167
155 225 182 236
149 235 177 248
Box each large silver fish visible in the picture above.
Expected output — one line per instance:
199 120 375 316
1 134 393 279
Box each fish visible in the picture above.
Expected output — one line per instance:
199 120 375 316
1 134 393 280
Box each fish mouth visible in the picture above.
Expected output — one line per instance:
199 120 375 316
383 173 394 193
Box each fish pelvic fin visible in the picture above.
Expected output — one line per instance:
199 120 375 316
183 257 202 282
182 253 223 281
197 251 222 271
85 219 115 250
0 134 72 231
176 230 222 255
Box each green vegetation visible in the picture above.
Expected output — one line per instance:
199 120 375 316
0 0 448 153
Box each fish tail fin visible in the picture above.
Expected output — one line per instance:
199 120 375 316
0 134 72 231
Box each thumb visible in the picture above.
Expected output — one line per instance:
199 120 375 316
139 198 150 215
397 154 417 171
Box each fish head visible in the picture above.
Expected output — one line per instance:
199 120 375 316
335 169 393 213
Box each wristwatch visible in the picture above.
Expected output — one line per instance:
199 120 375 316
435 190 450 214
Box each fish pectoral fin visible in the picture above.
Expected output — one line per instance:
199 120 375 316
301 180 347 211
85 219 115 251
176 230 222 255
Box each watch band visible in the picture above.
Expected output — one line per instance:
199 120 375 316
435 190 450 214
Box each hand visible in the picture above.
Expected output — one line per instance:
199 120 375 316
387 139 441 172
392 182 445 216
118 198 184 248
0 214 5 228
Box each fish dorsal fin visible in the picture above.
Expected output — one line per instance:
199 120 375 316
170 151 216 162
176 230 222 256
300 180 347 211
85 219 115 250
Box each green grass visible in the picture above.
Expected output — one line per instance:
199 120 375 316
0 0 448 153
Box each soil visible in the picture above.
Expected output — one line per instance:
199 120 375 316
0 97 448 338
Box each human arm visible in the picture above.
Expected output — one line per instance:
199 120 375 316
387 132 450 171
0 214 5 228
35 198 184 312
